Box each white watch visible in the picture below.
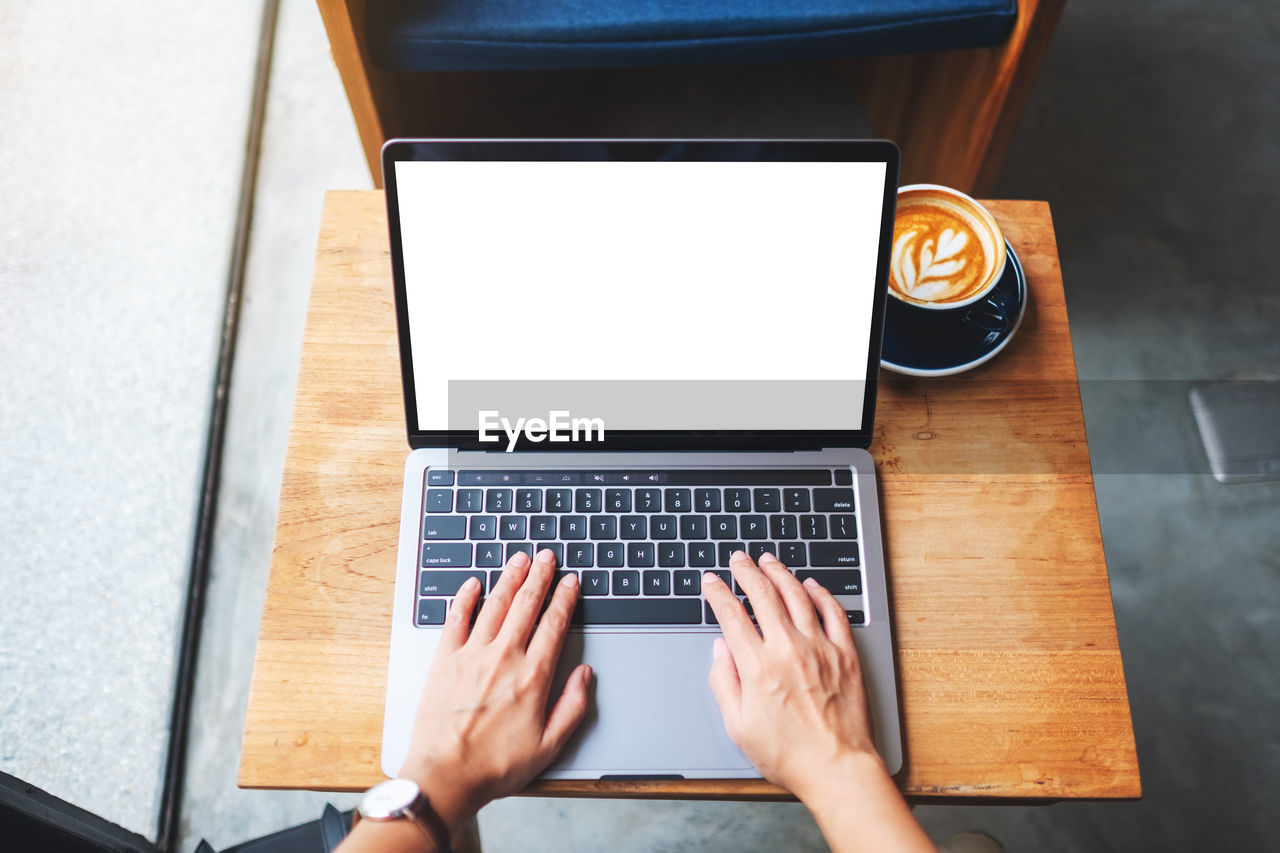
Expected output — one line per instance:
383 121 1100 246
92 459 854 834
358 778 452 852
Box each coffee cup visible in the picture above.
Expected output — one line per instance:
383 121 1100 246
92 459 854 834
890 184 1007 310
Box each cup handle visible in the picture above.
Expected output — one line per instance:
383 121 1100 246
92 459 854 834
962 290 1017 335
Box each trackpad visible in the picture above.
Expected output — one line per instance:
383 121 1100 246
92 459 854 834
544 631 755 776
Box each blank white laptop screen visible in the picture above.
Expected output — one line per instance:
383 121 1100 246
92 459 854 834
393 159 887 435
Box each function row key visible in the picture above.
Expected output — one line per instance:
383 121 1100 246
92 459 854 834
457 470 836 486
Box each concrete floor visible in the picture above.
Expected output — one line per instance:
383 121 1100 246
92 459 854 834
2 0 1276 850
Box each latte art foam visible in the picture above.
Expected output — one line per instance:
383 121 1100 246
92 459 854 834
890 189 1004 306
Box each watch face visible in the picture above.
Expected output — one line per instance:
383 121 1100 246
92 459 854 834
361 778 420 819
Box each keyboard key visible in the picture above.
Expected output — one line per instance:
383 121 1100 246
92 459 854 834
456 489 483 513
489 570 504 589
810 542 860 567
500 517 527 540
814 488 856 512
620 516 647 540
725 489 752 512
717 542 747 567
688 542 716 567
597 543 625 567
590 516 617 539
561 515 588 540
651 515 678 540
680 516 708 539
425 489 452 513
635 488 662 512
423 516 466 540
673 570 701 596
485 489 513 513
747 541 776 563
582 570 609 595
419 570 485 596
769 515 798 540
846 609 866 626
783 489 811 512
530 516 556 540
605 488 631 512
420 543 472 567
709 515 738 539
575 489 602 513
574 598 701 625
567 543 594 568
740 514 767 539
506 543 534 562
476 543 504 568
779 542 807 567
694 488 721 512
628 543 656 568
427 469 454 486
469 515 497 540
613 570 640 595
643 570 671 595
417 599 447 626
547 488 573 512
800 515 827 540
516 489 542 512
797 569 861 595
658 542 685 567
706 569 737 594
831 514 858 539
753 488 781 512
664 488 692 512
833 469 853 486
539 543 565 566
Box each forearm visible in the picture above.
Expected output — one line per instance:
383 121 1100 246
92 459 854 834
337 818 441 853
799 753 937 853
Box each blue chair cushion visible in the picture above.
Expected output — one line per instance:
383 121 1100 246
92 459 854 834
368 0 1018 72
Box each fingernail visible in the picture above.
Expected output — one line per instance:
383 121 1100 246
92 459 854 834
536 548 556 564
713 637 726 659
803 576 819 588
759 551 778 565
730 550 748 562
580 665 593 685
510 551 531 568
463 576 480 591
562 572 579 588
703 571 721 585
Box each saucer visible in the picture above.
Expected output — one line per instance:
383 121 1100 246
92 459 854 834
880 240 1027 377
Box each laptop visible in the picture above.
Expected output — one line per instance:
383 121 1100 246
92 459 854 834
379 139 903 780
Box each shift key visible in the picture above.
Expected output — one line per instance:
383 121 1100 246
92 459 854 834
420 543 473 567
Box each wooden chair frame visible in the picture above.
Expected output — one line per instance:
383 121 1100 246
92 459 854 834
317 0 1065 195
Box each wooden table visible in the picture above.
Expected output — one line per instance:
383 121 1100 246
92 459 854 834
240 191 1141 801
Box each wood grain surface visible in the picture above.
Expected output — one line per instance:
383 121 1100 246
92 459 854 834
239 192 1141 801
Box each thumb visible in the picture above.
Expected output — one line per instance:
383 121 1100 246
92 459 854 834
708 637 742 725
541 664 592 757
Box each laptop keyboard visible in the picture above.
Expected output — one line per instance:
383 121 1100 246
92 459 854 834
413 469 865 630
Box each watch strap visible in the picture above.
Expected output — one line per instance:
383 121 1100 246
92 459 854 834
407 793 452 853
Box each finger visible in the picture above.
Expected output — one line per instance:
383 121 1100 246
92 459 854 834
727 550 790 635
498 548 558 648
758 553 822 637
438 575 482 653
802 577 857 651
526 571 580 673
702 570 759 657
540 663 592 758
471 550 531 642
707 637 743 727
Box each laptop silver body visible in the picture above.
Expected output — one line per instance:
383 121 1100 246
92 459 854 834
378 140 904 780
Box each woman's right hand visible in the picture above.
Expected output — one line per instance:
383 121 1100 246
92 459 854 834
703 550 937 853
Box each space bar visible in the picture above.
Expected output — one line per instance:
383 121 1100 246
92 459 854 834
572 599 702 625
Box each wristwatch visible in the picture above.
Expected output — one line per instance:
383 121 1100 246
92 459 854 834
357 778 452 852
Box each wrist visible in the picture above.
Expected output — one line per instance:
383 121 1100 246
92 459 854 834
401 760 482 837
792 749 888 810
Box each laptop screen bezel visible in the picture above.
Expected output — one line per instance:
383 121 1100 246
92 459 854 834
382 138 900 452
